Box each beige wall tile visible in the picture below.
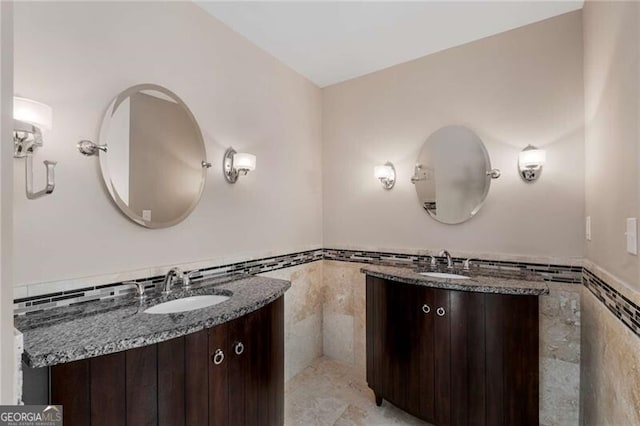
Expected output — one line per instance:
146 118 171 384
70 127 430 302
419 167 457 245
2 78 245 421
262 262 324 381
580 288 640 426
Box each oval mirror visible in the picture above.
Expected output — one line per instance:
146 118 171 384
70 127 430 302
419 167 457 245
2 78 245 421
98 84 207 228
411 125 499 224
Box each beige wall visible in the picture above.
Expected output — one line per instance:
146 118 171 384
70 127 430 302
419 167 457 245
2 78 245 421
1 0 16 403
12 2 323 288
322 11 584 260
581 1 640 423
583 0 640 290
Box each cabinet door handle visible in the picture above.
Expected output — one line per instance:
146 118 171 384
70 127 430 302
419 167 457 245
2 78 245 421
436 307 446 317
234 342 245 355
212 349 224 365
422 304 431 314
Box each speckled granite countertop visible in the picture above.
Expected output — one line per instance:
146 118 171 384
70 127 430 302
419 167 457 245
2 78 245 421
361 265 549 296
15 274 290 368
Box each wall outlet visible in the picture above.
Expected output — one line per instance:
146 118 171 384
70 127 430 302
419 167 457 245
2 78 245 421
626 218 637 255
586 216 591 241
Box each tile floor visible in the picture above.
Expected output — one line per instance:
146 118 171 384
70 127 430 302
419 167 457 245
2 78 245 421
285 357 430 425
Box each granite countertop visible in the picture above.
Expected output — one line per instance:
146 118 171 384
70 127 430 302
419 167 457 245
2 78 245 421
15 274 290 368
361 265 549 296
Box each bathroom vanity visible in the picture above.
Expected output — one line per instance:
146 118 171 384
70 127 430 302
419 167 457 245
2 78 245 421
17 274 289 426
363 265 548 426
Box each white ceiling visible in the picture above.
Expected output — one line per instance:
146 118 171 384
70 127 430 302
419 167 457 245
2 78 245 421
197 1 583 88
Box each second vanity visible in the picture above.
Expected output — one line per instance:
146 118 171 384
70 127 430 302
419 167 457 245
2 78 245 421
16 274 290 426
363 265 548 426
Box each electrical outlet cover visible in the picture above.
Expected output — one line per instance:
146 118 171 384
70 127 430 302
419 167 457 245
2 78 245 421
626 218 637 255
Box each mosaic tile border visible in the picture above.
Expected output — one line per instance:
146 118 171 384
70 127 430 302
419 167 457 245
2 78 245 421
13 249 323 316
323 249 583 284
14 248 582 316
583 268 640 339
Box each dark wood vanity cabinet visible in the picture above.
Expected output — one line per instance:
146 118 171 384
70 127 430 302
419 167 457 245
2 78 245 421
47 297 284 426
366 276 538 426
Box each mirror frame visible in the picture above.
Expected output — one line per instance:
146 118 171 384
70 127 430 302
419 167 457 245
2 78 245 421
98 84 207 228
414 125 494 225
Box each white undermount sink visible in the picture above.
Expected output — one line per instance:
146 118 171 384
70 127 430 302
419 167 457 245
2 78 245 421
419 272 470 280
144 295 230 314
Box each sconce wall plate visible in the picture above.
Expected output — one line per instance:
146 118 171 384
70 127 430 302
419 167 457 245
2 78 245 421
518 145 546 183
223 147 256 183
13 120 42 157
374 161 396 190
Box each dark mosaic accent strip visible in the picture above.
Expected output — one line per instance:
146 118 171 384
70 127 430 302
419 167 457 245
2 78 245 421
583 268 640 339
322 249 583 284
15 248 581 316
14 249 323 316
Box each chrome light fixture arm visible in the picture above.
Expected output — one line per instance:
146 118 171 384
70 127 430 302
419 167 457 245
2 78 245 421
223 147 239 183
14 120 57 199
25 154 56 199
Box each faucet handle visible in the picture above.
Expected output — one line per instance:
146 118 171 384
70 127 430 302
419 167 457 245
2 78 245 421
429 256 437 268
182 270 200 289
125 281 146 300
463 258 472 270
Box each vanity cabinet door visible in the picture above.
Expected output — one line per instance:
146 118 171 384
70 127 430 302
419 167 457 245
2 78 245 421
227 309 257 425
208 322 229 426
485 294 538 426
185 329 210 426
366 276 448 424
372 275 413 408
448 290 486 426
209 296 284 426
405 281 436 422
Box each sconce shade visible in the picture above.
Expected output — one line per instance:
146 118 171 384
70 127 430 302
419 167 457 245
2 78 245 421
13 97 52 130
374 164 394 180
234 152 256 172
518 147 546 169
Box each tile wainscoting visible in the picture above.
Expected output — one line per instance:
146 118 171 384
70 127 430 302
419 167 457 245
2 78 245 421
17 248 640 423
580 261 640 425
262 262 324 382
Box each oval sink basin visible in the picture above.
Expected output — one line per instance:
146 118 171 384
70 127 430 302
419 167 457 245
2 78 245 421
419 272 470 280
144 295 230 314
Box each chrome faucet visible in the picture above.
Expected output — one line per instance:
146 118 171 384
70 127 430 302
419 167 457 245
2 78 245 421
439 249 453 269
161 267 184 295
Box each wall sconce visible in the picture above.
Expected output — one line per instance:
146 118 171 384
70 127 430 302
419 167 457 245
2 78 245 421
374 162 396 190
223 147 256 183
518 145 546 182
13 97 57 199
